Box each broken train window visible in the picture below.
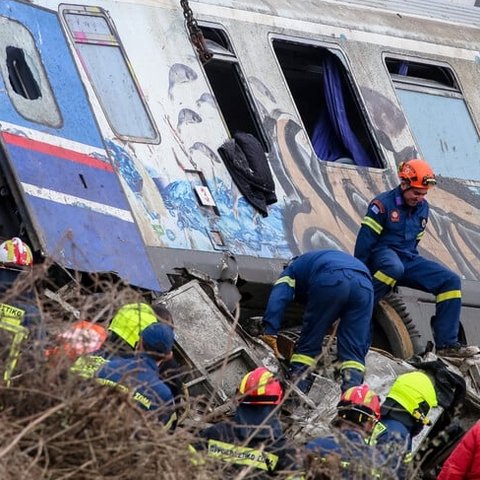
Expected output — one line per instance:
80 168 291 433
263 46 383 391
0 16 61 127
272 39 382 168
200 25 269 152
386 57 480 182
61 6 159 143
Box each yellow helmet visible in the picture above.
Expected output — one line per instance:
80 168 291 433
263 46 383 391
108 303 158 348
387 371 438 425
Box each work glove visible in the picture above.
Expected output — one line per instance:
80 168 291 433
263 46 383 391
259 334 282 359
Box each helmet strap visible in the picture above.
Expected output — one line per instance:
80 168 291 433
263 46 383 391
400 179 412 192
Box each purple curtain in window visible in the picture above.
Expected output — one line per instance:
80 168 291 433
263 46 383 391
312 55 374 167
398 61 409 76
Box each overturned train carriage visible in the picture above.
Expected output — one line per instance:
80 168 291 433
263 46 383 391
0 0 479 391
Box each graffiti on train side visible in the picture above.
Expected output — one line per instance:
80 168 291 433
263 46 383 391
106 60 479 280
106 128 290 255
257 82 480 280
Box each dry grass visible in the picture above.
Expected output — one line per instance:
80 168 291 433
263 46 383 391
0 264 217 479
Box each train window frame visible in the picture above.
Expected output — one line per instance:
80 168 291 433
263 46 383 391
386 57 460 94
0 16 62 128
198 24 270 153
385 55 480 182
270 35 383 169
60 5 160 144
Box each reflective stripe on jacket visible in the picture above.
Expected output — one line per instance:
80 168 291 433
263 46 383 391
354 186 428 265
207 439 279 471
0 303 28 385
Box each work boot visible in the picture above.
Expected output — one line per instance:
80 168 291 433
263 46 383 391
340 368 364 393
436 343 480 358
287 363 315 395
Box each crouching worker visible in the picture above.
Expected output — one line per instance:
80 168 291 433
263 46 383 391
95 322 176 428
304 384 382 479
193 367 297 477
260 250 374 393
103 302 184 403
370 371 438 480
70 302 164 378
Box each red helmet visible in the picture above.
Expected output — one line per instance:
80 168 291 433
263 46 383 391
0 237 33 267
238 367 283 405
337 384 381 420
398 159 436 189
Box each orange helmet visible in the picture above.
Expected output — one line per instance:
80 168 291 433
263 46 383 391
238 367 283 405
0 237 33 267
337 384 381 420
398 159 436 189
45 320 107 360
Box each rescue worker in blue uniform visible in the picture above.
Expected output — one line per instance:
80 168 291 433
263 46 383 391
304 384 382 479
260 250 374 393
96 322 176 427
193 367 297 478
369 371 438 480
104 302 185 403
69 302 162 379
71 302 184 403
354 158 479 358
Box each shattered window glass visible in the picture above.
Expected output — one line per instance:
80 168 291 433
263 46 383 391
0 16 61 127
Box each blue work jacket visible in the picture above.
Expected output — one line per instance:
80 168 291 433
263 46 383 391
196 404 297 477
97 353 174 425
370 418 413 480
354 186 429 264
263 250 370 335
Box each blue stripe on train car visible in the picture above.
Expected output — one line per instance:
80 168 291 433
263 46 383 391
26 196 160 291
6 140 128 211
0 1 160 291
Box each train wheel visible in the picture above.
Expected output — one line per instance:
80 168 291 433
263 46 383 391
373 293 420 359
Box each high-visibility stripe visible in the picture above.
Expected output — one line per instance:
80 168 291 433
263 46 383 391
164 411 177 431
257 370 274 396
0 303 25 325
340 361 365 373
436 290 462 303
239 372 249 394
70 355 107 379
373 270 397 287
369 421 387 445
0 320 29 386
96 377 152 410
416 231 425 240
207 439 279 471
274 276 295 288
290 354 316 366
188 444 205 466
404 452 413 464
361 216 383 235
